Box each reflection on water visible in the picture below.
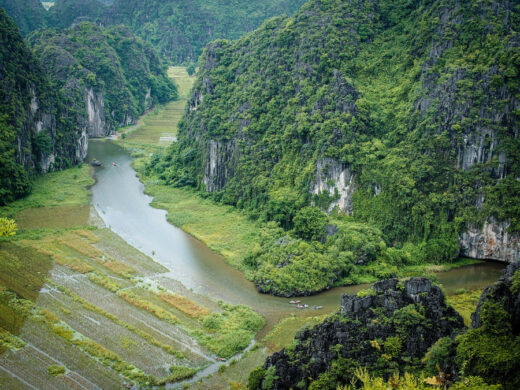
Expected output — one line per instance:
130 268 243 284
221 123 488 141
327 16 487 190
87 140 506 333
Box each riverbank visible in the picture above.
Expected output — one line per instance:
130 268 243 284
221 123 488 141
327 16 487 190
0 162 264 388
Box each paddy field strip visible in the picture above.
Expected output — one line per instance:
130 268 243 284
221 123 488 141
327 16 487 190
0 165 263 388
122 66 196 149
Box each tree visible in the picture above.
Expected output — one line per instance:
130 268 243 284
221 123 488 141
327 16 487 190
0 218 17 237
293 206 327 242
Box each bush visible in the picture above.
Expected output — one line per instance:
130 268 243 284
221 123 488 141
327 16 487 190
47 365 66 377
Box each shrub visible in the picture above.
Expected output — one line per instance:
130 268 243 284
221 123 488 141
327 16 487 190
47 365 66 377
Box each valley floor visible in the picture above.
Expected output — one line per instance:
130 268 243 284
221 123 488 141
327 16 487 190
0 66 497 389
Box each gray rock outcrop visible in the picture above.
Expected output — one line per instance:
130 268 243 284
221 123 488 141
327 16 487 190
261 277 464 390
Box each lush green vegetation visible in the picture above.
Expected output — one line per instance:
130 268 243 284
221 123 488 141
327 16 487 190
41 0 308 64
154 0 520 295
28 22 177 131
0 8 44 204
338 368 500 390
0 144 265 388
455 272 520 390
0 0 46 35
0 7 175 205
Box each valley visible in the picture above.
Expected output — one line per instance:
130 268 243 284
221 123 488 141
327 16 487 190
0 0 519 388
0 66 507 389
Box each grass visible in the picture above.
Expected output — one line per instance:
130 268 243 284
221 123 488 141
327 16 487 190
159 293 210 319
145 183 260 270
193 303 265 359
121 66 196 148
263 315 325 353
47 365 66 377
0 164 93 220
0 327 26 352
447 289 483 326
168 66 197 99
0 241 53 301
117 290 178 324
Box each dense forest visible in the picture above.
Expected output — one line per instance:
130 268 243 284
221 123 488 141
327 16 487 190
0 0 46 35
0 7 77 205
0 0 308 64
153 0 520 295
0 7 175 205
29 22 177 133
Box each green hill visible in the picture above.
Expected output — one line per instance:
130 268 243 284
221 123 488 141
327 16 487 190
29 22 177 134
155 0 520 295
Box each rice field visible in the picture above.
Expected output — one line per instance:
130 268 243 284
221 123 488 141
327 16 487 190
122 66 196 148
0 161 263 388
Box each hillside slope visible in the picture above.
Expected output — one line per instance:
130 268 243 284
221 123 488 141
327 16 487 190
0 0 46 35
155 0 520 294
17 0 308 64
28 22 177 136
250 266 520 389
0 7 86 204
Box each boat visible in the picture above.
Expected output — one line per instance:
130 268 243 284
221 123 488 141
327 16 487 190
313 305 323 310
91 159 102 167
289 300 296 304
112 162 117 166
294 300 301 304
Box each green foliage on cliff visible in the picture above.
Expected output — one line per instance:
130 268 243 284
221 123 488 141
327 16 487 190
28 22 177 131
156 0 520 294
246 218 408 295
455 271 520 390
0 0 46 35
0 8 42 204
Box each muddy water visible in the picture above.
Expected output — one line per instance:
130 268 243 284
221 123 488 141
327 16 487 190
87 140 506 334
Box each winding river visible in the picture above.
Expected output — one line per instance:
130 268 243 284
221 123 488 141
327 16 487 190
87 140 506 337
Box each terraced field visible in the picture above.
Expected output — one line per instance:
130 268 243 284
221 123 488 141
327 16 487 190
123 67 196 148
0 164 263 389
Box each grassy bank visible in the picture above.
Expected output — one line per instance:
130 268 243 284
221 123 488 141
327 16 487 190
0 157 262 387
114 67 487 294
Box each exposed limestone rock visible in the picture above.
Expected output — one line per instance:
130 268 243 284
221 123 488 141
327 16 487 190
203 139 237 192
261 278 464 390
85 86 107 137
310 157 355 214
460 218 520 262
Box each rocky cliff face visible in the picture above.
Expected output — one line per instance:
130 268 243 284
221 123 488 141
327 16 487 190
260 278 464 390
203 139 238 192
85 86 107 138
460 218 520 263
310 158 355 214
472 263 520 333
0 7 89 204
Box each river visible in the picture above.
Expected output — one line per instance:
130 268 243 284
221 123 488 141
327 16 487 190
86 140 506 336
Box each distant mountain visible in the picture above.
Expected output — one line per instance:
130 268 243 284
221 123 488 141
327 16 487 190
0 0 46 34
103 0 310 63
46 0 106 29
155 0 520 295
3 0 308 64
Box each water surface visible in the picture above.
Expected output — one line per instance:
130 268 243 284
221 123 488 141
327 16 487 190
87 140 506 333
